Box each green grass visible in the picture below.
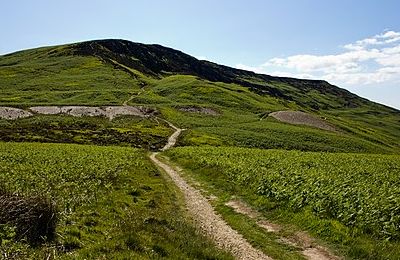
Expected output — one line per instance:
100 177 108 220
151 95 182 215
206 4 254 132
130 75 399 154
132 75 286 111
155 106 394 153
0 47 143 106
214 204 305 260
166 146 400 259
0 142 233 259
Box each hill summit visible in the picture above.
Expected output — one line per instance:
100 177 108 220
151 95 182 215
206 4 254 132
72 39 367 110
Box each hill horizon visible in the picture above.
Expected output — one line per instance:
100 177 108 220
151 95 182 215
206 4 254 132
1 38 399 112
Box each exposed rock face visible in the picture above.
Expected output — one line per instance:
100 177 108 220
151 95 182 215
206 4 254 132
104 106 145 120
0 107 32 120
30 107 62 115
269 111 337 132
60 106 106 117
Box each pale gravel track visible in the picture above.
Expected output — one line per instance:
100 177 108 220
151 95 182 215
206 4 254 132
149 121 271 260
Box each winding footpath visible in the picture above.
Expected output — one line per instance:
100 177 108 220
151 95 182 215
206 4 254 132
149 120 271 260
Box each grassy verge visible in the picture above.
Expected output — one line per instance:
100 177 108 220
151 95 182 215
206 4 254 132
0 142 232 259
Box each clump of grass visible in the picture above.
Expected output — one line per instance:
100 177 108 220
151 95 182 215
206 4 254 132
0 186 57 245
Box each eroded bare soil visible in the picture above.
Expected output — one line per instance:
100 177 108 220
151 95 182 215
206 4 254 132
0 107 32 120
0 106 155 120
178 106 220 116
269 111 336 132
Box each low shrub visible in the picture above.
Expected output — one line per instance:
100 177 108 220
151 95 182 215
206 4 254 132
0 186 57 245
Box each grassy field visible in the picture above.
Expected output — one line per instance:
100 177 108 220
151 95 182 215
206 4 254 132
1 40 400 258
166 146 400 260
0 142 232 259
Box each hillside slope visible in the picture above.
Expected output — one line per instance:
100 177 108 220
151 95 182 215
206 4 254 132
0 39 399 153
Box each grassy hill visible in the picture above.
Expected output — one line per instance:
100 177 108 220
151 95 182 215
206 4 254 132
1 39 399 153
1 39 400 259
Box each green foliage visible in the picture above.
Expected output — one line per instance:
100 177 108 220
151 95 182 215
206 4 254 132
0 142 232 259
0 115 172 150
167 146 400 259
0 225 16 246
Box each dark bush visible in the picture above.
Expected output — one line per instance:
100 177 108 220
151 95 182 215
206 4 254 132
0 187 57 245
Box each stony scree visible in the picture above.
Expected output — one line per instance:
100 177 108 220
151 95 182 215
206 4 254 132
0 107 32 120
0 106 155 120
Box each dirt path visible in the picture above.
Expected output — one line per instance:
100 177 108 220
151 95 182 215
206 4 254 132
159 120 182 151
149 121 271 260
122 83 146 106
123 86 145 106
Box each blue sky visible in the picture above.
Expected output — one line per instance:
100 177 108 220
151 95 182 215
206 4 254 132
1 0 399 109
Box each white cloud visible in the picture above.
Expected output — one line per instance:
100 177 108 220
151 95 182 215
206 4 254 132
373 31 400 44
376 54 400 67
322 69 398 85
194 55 208 60
380 30 400 39
343 30 400 49
236 64 267 74
264 49 383 73
236 30 400 87
269 71 315 79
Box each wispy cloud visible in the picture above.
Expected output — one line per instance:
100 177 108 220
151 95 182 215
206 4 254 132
236 30 400 87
